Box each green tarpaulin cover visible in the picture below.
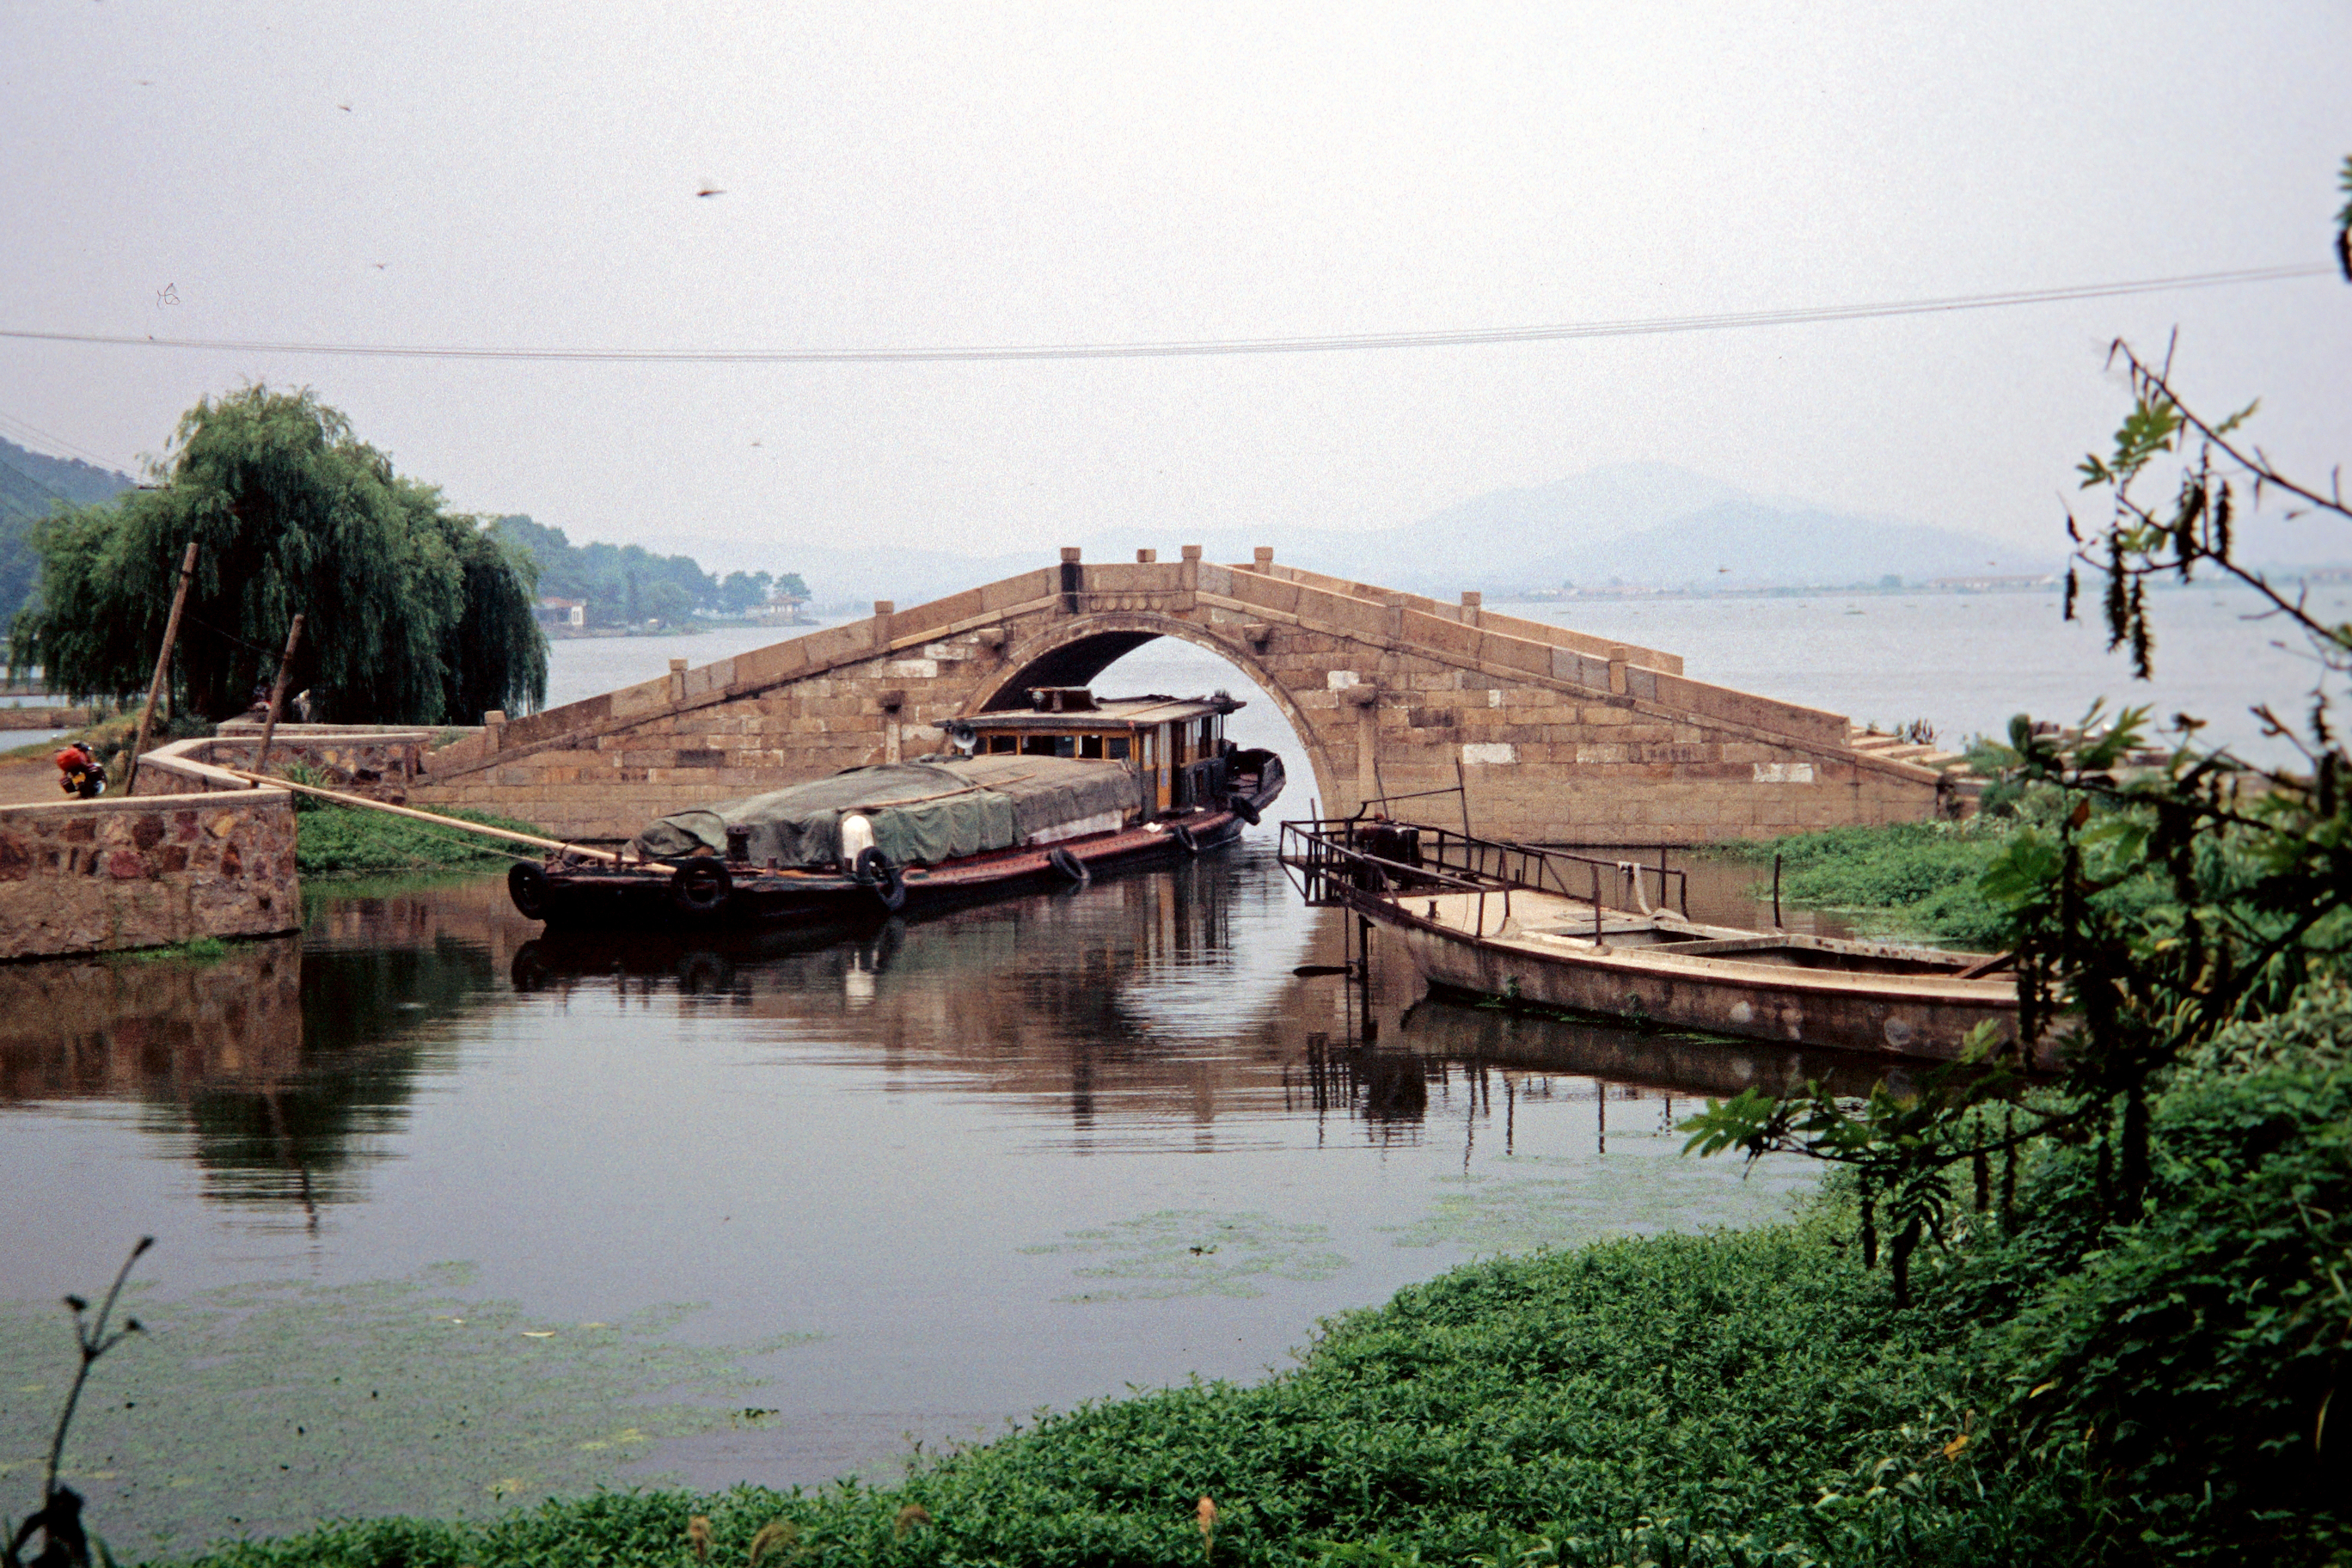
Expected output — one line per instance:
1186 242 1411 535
633 755 1142 870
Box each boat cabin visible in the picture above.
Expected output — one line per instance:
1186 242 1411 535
941 688 1244 815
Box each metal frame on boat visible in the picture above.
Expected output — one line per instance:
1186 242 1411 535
1277 803 2030 1065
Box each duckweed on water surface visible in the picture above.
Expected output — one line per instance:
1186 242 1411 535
1020 1211 1351 1301
0 1266 816 1560
1382 1152 1815 1255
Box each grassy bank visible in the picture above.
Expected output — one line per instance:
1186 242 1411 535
1715 820 2011 946
293 793 550 877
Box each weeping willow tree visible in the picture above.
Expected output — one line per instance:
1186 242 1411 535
7 385 545 725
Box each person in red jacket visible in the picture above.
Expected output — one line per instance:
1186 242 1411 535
55 741 107 798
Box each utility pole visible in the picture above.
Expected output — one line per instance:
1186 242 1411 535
250 612 306 781
123 541 199 796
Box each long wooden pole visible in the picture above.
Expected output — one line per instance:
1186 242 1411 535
250 613 306 781
125 541 199 796
217 765 623 863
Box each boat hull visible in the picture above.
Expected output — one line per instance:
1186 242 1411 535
519 808 1252 933
1383 909 2029 1065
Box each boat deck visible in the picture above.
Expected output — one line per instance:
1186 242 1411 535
1408 888 2009 998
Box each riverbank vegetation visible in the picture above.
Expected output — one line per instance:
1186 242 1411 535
1717 817 2010 946
288 784 546 877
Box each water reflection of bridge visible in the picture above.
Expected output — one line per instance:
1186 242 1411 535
0 860 1901 1210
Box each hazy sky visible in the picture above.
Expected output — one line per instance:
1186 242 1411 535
3 2 2346 575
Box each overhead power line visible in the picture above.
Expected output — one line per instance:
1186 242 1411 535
0 262 2328 367
0 407 128 471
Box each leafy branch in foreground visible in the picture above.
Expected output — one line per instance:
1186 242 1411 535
1684 337 2352 1299
4 1238 152 1568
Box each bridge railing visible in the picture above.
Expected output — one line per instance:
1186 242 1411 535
1277 809 1690 940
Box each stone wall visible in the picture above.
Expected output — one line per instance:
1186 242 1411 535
401 554 1960 847
0 788 300 959
177 725 441 799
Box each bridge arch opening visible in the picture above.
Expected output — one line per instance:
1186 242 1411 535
971 617 1342 822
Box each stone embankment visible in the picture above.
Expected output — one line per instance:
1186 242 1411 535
0 788 298 959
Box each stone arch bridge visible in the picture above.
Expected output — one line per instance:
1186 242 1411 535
412 548 1965 844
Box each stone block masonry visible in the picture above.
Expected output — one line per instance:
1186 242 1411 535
403 554 1968 847
0 790 299 959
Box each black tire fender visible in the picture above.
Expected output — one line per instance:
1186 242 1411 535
671 858 733 915
1047 846 1089 884
508 861 554 920
1228 795 1261 826
854 847 907 911
1171 824 1199 854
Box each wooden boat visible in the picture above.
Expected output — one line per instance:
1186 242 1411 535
1277 814 2031 1066
508 688 1284 931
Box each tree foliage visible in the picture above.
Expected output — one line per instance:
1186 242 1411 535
7 386 545 725
488 514 718 628
1681 166 2352 1557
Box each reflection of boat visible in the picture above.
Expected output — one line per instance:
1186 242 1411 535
507 689 1284 932
1279 815 2028 1065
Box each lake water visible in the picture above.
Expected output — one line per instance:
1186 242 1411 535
0 840 1870 1556
2 584 2317 1556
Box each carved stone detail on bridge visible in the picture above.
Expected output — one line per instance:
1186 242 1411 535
409 553 1961 844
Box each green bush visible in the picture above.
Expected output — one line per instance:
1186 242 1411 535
1965 983 2352 1564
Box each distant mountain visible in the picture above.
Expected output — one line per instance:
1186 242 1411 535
1536 498 2053 591
0 437 137 622
0 438 137 509
640 462 2051 607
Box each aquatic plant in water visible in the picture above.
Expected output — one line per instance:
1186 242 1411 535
1381 1147 1815 1256
1022 1211 1350 1301
0 1265 817 1560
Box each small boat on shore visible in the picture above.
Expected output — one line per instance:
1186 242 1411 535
1277 813 2030 1066
507 689 1283 931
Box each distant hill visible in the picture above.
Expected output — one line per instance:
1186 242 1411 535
0 436 137 623
634 462 2055 607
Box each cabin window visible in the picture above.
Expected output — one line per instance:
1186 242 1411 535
1079 734 1104 759
989 734 1016 754
1021 735 1053 756
1106 736 1130 760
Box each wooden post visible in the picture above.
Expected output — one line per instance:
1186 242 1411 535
124 541 199 796
250 613 306 783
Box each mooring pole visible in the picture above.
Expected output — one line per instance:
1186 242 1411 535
250 613 306 783
124 540 199 796
1773 853 1784 928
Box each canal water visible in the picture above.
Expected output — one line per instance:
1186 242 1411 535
2 582 2320 1554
